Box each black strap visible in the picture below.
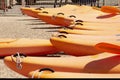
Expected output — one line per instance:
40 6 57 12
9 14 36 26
58 35 67 38
39 68 54 73
75 20 83 23
59 31 68 34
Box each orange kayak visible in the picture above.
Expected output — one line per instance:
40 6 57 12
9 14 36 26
4 52 120 77
67 23 120 31
37 13 62 26
52 11 120 27
0 38 58 57
20 4 83 19
29 69 120 78
52 33 120 40
20 7 36 16
50 35 120 56
54 12 120 27
30 9 42 18
36 4 89 26
95 42 120 54
37 5 102 26
58 29 120 35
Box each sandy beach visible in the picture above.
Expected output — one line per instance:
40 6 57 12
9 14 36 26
0 1 66 78
0 0 120 78
0 15 61 78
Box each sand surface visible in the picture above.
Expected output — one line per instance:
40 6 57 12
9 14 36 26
0 0 119 78
0 16 62 78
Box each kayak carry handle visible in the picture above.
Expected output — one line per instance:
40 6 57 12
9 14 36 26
58 35 67 38
35 7 45 10
31 68 54 78
69 15 76 18
57 13 64 15
75 22 83 25
59 31 68 34
75 20 83 23
42 11 48 14
39 68 54 73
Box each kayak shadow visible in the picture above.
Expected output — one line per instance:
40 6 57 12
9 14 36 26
27 22 47 25
31 26 62 29
17 18 39 21
0 56 5 59
46 30 58 32
83 55 120 73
